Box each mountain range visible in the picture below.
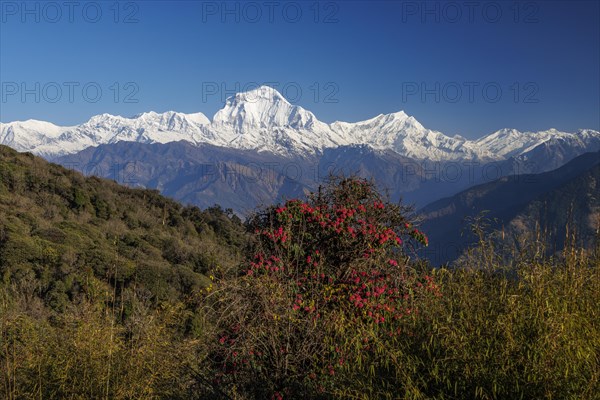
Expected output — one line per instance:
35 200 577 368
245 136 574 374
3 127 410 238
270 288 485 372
2 86 599 163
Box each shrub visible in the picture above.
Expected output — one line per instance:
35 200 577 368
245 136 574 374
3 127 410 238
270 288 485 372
205 177 435 398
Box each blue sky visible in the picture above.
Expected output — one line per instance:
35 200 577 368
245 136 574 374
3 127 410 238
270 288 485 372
0 0 598 138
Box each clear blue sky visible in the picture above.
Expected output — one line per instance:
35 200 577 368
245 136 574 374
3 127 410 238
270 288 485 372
1 0 598 138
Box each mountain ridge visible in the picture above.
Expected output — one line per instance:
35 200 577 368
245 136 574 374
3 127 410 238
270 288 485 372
418 151 600 264
3 85 598 161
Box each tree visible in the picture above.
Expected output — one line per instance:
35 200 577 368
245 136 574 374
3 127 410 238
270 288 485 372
204 176 437 399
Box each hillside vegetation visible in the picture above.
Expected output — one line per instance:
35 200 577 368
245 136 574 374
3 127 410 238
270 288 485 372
1 145 598 399
0 145 247 398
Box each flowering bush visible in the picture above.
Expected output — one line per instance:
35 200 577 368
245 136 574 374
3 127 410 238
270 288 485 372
206 177 438 398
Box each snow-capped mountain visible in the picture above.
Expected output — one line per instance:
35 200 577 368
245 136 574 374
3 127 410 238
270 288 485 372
213 86 326 131
475 128 600 159
1 85 599 161
0 120 76 157
330 111 493 161
0 111 212 159
210 86 348 155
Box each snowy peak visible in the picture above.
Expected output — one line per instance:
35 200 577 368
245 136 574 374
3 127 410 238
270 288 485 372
212 86 320 131
329 110 482 160
0 120 66 139
475 128 600 158
0 120 73 157
185 112 212 125
232 85 288 104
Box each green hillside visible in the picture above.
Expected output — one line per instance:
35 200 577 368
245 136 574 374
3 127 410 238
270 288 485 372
0 144 246 302
0 145 248 398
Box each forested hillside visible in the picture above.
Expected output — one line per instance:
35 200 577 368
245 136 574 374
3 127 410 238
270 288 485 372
0 144 248 302
0 145 248 398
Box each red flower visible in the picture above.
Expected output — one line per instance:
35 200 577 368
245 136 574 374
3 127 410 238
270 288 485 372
271 392 283 400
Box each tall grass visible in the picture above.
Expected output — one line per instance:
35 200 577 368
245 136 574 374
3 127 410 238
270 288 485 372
348 230 600 400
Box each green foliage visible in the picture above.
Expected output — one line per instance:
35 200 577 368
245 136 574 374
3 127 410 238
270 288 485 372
1 286 203 399
0 146 598 399
397 255 600 400
0 145 246 306
0 145 247 399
